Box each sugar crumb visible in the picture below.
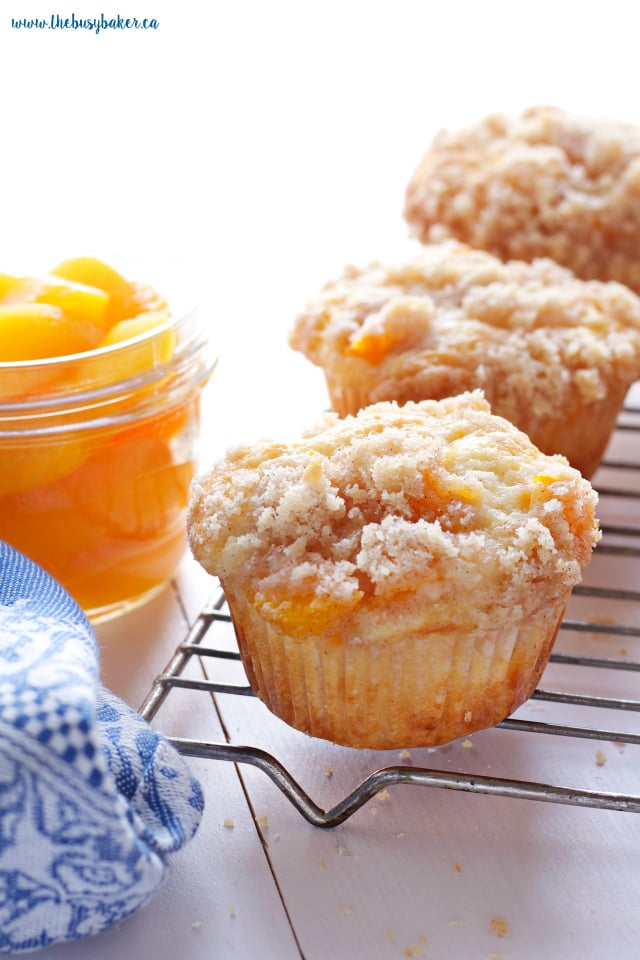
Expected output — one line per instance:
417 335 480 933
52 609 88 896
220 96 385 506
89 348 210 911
339 905 352 916
450 918 464 927
490 917 510 937
257 813 269 828
229 907 237 919
396 831 406 839
378 788 390 801
223 818 234 829
403 943 424 958
399 749 412 761
462 738 473 749
595 749 607 766
191 920 202 931
586 612 615 625
325 765 334 778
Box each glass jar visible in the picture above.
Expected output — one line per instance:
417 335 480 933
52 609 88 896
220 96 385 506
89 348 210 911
0 259 215 622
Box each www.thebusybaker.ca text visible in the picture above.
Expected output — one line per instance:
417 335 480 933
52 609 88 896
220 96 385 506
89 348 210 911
11 13 159 32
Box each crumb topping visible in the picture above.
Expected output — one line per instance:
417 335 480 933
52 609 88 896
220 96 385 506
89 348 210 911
188 393 599 638
404 105 640 291
289 240 640 418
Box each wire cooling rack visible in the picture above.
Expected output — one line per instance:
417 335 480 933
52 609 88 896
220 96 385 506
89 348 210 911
139 402 640 828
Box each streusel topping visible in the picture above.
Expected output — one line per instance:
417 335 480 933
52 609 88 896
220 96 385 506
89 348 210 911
188 392 599 637
404 105 640 291
289 240 640 418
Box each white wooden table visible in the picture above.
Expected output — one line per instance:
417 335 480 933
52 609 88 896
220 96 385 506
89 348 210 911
5 5 640 957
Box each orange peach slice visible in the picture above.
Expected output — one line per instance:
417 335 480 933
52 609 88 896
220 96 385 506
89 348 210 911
49 257 168 326
78 309 176 388
0 435 88 497
0 302 103 361
2 275 110 330
49 256 132 323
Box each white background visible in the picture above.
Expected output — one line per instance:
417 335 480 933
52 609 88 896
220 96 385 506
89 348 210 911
2 0 640 455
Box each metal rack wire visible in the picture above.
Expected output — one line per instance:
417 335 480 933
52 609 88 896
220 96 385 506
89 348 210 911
138 404 640 828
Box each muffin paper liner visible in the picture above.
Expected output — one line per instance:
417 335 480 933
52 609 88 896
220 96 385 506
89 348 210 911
224 583 569 750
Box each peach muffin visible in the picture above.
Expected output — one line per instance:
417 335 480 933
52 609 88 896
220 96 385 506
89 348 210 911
187 392 599 750
289 240 640 479
404 104 640 292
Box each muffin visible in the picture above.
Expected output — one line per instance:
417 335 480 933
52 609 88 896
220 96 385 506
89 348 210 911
404 104 640 292
289 240 640 479
187 392 599 750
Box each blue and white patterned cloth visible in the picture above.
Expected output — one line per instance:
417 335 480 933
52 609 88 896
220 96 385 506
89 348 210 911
0 541 204 954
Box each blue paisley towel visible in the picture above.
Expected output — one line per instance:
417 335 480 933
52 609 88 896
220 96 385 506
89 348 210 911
0 541 204 954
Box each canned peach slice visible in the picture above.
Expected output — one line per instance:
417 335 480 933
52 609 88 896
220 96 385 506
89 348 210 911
2 275 110 329
0 302 104 361
49 257 168 326
68 431 193 538
75 309 176 389
101 309 173 353
0 435 88 498
49 256 133 323
123 280 169 317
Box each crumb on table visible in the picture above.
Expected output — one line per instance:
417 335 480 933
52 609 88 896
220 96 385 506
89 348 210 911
490 916 510 937
403 935 427 957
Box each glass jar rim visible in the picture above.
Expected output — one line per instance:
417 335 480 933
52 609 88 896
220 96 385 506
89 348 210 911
0 345 215 437
0 253 215 435
0 306 191 372
0 249 203 372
